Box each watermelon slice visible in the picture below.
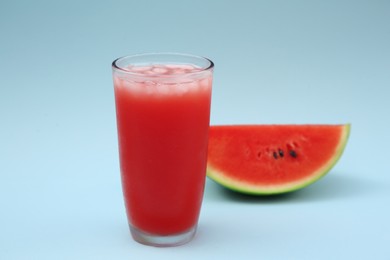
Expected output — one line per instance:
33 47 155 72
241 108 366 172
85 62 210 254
207 124 350 195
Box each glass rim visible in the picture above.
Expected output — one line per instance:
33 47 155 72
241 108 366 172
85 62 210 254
112 52 214 78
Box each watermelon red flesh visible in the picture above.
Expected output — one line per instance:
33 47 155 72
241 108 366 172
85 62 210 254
207 125 350 194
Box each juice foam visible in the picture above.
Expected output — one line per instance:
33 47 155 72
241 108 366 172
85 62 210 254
114 64 212 96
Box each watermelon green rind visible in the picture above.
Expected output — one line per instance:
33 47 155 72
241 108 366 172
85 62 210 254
206 124 351 195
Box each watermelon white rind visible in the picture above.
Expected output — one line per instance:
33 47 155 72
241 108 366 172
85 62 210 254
206 124 351 195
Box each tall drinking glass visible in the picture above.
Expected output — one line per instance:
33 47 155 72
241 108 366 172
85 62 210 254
112 53 214 247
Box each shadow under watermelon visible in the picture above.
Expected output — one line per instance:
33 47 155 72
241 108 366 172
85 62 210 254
204 172 378 203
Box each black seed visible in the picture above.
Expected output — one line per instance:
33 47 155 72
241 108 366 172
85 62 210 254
278 149 284 157
289 150 297 158
273 151 278 159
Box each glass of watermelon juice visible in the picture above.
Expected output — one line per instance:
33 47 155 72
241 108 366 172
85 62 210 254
112 53 214 247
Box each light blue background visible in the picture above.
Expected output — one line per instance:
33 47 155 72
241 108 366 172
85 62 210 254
1 0 389 259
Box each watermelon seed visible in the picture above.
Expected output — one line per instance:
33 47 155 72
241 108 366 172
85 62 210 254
289 150 297 158
257 151 262 158
273 151 278 159
278 149 284 157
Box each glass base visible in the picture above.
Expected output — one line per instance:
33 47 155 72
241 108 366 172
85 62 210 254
130 224 197 247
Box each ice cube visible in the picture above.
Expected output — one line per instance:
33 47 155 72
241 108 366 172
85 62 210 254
127 65 149 72
152 66 168 74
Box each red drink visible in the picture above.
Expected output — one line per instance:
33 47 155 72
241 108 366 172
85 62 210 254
112 53 214 246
